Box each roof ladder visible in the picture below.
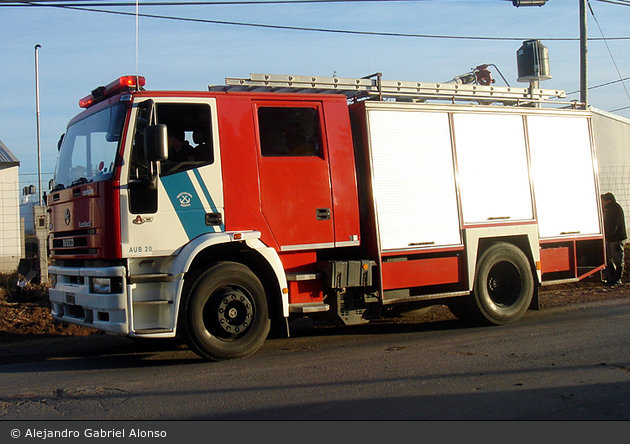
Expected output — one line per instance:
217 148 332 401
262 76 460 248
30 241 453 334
209 72 568 106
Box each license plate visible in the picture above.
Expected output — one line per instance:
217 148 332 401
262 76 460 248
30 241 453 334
65 293 76 305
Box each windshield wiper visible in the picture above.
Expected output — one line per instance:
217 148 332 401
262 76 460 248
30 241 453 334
71 177 90 187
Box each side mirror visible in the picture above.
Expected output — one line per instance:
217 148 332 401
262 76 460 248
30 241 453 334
144 124 168 162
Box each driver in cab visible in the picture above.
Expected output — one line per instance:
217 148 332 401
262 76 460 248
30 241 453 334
168 128 198 162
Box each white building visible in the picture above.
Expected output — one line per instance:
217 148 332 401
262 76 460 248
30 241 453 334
0 139 21 274
591 107 630 236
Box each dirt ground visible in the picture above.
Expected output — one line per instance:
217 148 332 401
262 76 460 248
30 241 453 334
0 274 98 344
2 267 630 345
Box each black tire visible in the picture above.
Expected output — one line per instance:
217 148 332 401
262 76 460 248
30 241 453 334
449 242 534 326
183 262 270 361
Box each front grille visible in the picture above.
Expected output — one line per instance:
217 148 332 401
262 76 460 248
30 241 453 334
50 229 98 257
52 229 95 238
52 249 96 256
52 237 88 248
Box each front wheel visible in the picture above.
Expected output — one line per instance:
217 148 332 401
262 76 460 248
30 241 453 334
183 262 270 361
449 242 534 325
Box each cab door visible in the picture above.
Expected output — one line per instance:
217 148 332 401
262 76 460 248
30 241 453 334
255 103 334 252
122 98 223 257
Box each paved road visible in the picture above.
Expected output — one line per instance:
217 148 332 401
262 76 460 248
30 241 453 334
1 297 629 421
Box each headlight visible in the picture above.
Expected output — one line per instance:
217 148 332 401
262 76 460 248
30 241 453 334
91 277 111 294
48 274 57 288
90 277 123 294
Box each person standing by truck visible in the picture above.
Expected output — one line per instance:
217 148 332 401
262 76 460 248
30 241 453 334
601 192 627 287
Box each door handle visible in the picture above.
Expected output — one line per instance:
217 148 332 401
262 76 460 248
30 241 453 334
316 208 331 221
205 212 223 226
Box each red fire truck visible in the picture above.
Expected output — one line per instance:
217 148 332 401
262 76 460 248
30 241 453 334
47 72 605 361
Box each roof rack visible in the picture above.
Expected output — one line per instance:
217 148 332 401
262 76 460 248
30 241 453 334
209 72 569 106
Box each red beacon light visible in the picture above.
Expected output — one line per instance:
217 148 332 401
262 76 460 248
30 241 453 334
79 75 146 108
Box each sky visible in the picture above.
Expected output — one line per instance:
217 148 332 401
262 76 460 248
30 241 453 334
1 0 629 193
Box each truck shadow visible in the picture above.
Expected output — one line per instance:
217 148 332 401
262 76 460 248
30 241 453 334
0 313 474 372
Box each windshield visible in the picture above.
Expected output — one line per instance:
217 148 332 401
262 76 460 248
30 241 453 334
53 103 127 190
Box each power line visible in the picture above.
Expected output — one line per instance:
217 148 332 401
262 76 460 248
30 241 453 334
2 0 629 6
593 0 630 6
567 76 630 95
6 2 529 41
6 0 630 114
6 1 630 41
0 1 466 6
588 1 630 110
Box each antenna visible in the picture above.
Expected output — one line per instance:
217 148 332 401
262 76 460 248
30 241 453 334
135 0 140 89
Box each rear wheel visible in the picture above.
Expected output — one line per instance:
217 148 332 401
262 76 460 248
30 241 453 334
183 262 270 361
449 242 534 325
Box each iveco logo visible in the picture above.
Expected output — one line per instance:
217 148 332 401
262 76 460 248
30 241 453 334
64 209 71 226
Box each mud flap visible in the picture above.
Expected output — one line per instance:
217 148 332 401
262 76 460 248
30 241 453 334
269 316 290 339
529 285 540 311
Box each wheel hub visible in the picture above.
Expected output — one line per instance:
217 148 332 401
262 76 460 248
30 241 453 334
487 261 520 306
216 289 254 335
488 277 499 293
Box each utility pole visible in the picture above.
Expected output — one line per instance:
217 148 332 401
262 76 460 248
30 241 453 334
513 1 586 108
35 44 42 206
34 44 49 284
580 0 588 108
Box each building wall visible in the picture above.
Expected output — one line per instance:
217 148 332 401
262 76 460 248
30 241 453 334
0 164 21 273
591 107 630 237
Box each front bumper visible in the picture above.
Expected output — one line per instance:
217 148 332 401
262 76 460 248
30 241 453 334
48 265 129 335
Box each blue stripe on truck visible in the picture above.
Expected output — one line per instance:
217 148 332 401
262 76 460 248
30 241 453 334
161 172 214 240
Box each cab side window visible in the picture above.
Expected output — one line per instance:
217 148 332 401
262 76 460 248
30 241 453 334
128 102 214 214
129 102 213 180
157 103 213 176
258 107 321 157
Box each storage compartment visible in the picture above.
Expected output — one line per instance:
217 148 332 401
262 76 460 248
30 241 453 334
318 260 374 288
